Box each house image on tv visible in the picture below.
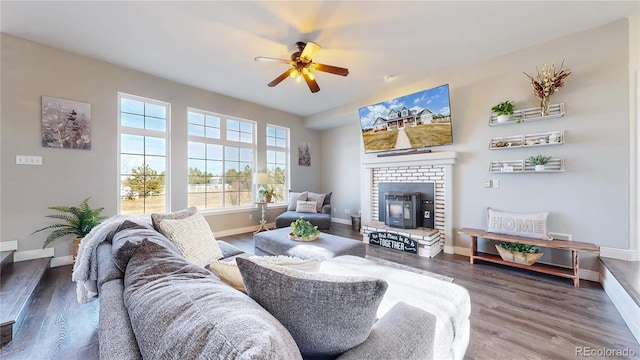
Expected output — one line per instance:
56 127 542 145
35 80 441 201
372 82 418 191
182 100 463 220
371 107 435 132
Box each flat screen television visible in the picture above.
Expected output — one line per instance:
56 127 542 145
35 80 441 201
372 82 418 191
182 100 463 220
358 84 452 154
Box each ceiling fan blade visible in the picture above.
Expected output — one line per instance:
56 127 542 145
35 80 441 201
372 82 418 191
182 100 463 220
313 63 349 76
303 73 320 93
300 42 321 63
267 68 296 87
255 56 291 64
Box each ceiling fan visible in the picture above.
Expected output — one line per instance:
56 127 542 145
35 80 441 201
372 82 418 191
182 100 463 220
255 41 349 93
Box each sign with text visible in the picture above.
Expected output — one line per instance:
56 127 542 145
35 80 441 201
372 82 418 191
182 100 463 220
369 232 418 254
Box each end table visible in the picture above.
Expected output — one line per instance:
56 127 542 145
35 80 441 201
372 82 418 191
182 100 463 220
254 201 269 233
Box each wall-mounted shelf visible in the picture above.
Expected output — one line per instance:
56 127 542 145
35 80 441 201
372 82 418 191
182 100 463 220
489 158 565 173
489 103 565 126
489 130 565 150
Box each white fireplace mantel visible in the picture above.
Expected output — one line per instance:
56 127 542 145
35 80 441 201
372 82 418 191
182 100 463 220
360 151 458 254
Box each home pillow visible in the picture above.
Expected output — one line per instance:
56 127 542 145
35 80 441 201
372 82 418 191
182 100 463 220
295 200 318 214
110 220 181 272
209 256 321 292
123 239 302 360
287 191 308 211
306 192 326 212
158 212 224 267
237 257 388 359
487 207 553 240
151 206 197 233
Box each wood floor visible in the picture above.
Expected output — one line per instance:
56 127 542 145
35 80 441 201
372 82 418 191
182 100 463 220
1 223 638 360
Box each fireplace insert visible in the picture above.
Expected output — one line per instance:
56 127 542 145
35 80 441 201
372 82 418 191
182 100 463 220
384 192 420 229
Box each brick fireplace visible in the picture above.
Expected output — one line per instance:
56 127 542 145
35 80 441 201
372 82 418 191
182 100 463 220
360 151 457 254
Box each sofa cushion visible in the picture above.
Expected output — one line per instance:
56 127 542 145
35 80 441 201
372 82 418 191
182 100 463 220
158 212 224 266
150 206 197 233
99 279 142 360
210 256 321 292
275 211 332 230
306 192 326 212
124 239 303 360
237 257 387 359
111 221 181 272
287 191 308 211
296 200 318 213
486 207 553 240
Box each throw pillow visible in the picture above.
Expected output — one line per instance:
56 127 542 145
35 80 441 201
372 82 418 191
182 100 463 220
209 256 321 292
237 257 388 359
151 206 197 233
123 239 303 360
295 200 318 214
306 192 326 212
158 212 224 266
486 207 553 240
287 191 308 211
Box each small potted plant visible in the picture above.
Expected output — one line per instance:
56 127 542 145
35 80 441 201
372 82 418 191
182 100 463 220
527 154 553 171
259 187 282 203
289 217 320 242
491 100 515 123
32 197 107 258
496 242 543 266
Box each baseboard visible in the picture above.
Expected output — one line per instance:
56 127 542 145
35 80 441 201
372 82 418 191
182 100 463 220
331 217 351 225
600 247 638 261
0 240 18 252
51 255 74 267
14 248 54 263
453 246 470 256
600 265 640 344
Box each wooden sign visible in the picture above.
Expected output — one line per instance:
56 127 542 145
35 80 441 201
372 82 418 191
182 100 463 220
369 232 418 254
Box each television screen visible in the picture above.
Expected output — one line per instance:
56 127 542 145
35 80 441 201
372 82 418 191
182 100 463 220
358 84 452 154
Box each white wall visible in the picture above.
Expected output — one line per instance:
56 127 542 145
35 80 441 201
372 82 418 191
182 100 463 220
320 123 362 221
318 19 635 271
0 33 321 257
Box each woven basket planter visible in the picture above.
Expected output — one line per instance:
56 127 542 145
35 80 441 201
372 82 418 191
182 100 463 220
495 245 543 266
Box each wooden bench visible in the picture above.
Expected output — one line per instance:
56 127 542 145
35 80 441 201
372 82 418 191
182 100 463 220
458 228 599 287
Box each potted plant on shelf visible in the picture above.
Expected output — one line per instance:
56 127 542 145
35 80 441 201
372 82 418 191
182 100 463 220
259 186 282 203
289 217 321 242
32 197 107 259
527 154 553 171
495 242 543 266
491 100 515 123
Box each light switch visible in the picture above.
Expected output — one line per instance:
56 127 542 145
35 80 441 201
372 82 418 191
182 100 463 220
16 155 43 166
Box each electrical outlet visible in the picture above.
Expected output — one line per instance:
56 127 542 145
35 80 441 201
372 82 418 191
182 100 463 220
484 180 492 188
333 207 336 213
249 214 253 220
344 209 351 214
492 179 500 188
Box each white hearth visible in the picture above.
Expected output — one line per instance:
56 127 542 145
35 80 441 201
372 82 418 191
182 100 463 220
360 151 457 254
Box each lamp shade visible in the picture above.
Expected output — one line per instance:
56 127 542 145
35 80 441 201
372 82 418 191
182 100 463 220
253 173 269 185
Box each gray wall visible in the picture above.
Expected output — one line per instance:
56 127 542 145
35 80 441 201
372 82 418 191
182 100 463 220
1 33 321 256
317 19 635 270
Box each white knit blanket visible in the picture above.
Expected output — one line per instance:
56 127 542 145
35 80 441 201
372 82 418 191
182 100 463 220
71 214 152 304
319 255 471 360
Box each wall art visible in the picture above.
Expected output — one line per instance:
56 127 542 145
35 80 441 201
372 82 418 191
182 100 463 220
41 96 92 150
298 141 311 166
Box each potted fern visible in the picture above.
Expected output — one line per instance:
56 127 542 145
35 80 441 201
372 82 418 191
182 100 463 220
527 154 553 171
288 217 320 242
32 197 107 257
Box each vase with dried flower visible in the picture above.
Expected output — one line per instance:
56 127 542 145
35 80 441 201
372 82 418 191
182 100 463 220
523 61 571 116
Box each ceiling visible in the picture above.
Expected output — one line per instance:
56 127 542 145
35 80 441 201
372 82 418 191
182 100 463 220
1 1 638 129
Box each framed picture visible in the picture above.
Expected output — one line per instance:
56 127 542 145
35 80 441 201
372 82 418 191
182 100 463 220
298 141 311 166
41 96 92 150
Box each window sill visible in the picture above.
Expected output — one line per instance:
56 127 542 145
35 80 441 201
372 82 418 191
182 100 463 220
198 202 287 216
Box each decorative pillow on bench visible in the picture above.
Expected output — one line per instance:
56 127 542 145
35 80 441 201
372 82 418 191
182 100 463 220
487 207 553 240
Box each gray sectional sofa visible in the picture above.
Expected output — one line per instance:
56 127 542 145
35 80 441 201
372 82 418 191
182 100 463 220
79 208 470 360
94 219 443 360
275 191 332 230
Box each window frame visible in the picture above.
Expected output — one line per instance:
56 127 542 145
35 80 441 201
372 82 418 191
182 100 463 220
187 107 257 212
117 92 171 214
265 124 290 204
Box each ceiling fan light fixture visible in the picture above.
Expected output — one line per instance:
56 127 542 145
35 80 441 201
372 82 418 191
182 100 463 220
300 41 321 63
290 69 298 78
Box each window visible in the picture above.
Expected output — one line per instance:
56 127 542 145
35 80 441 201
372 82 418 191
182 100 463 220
118 93 170 214
266 125 289 202
188 109 255 210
